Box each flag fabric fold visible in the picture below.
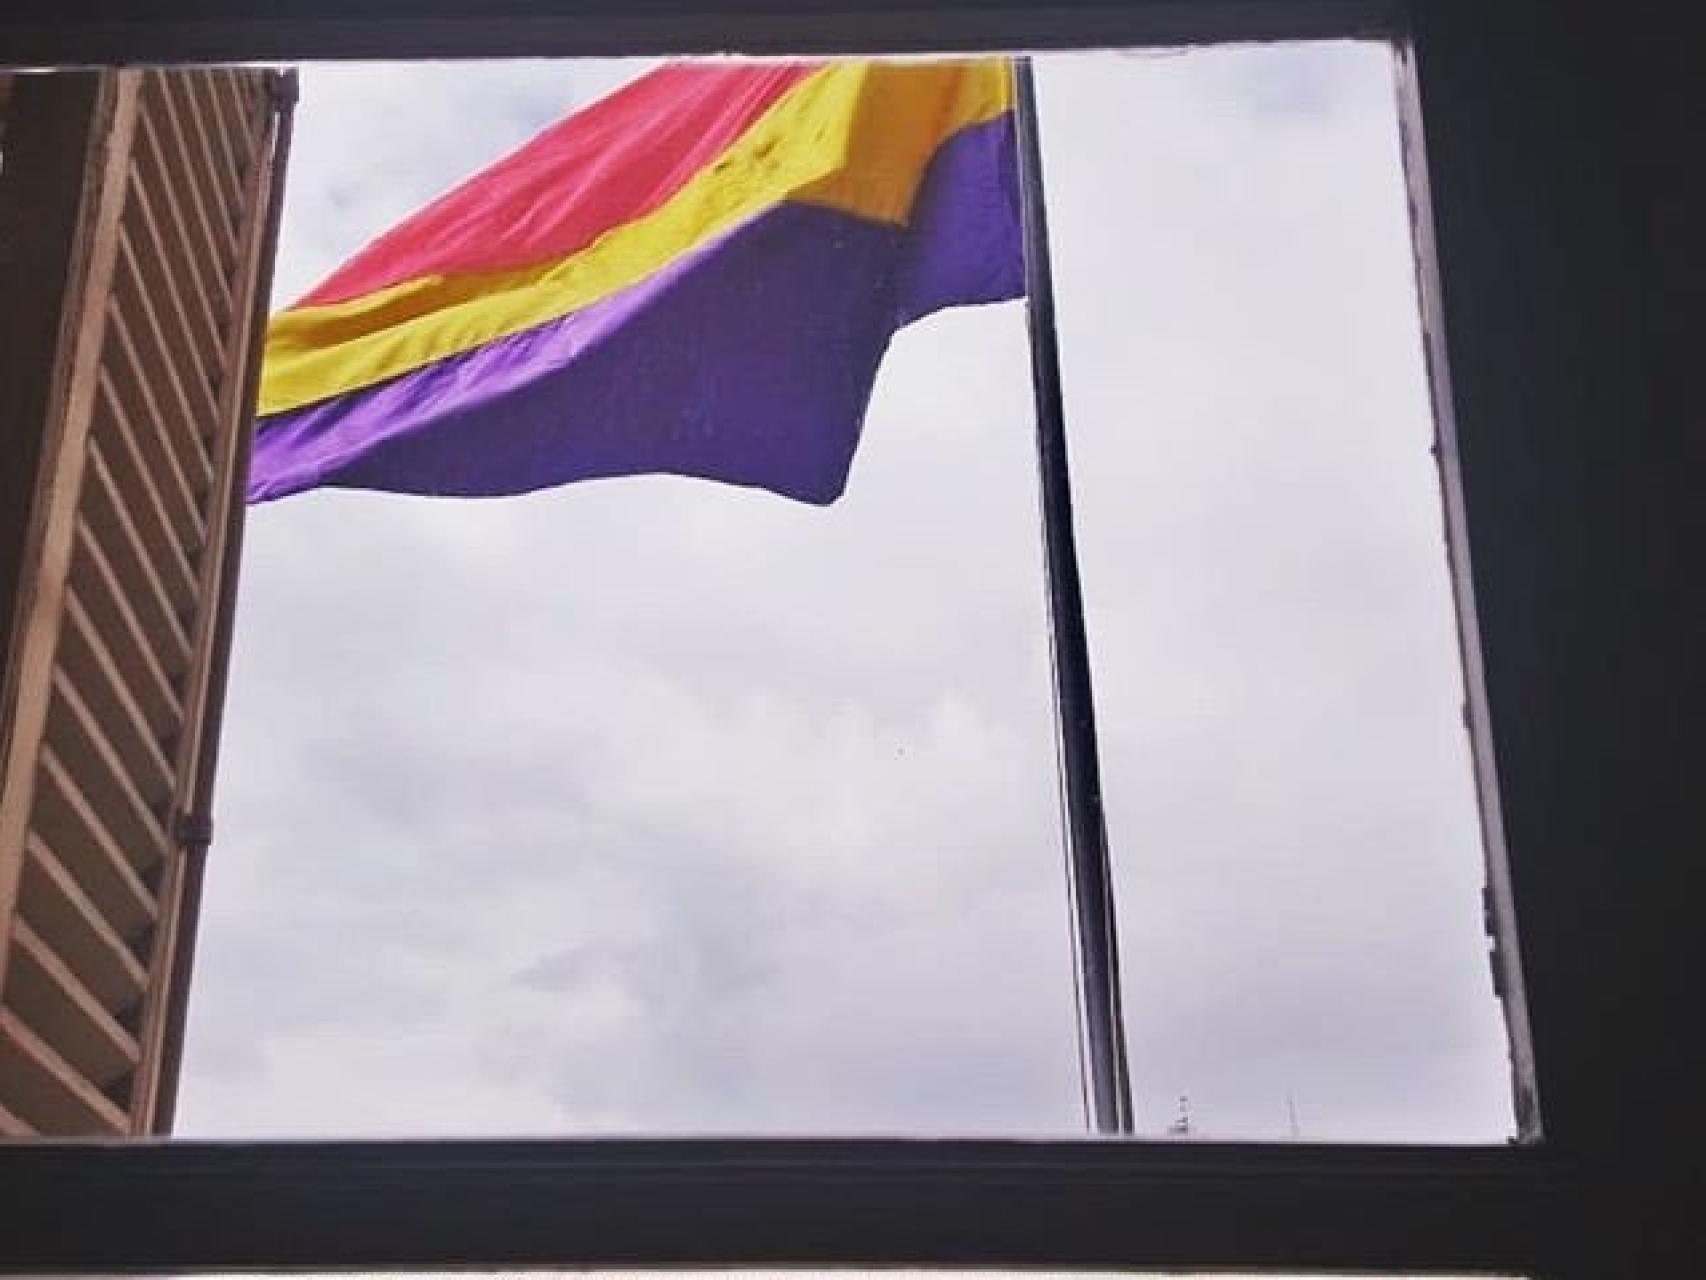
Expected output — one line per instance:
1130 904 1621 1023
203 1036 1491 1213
249 58 1024 506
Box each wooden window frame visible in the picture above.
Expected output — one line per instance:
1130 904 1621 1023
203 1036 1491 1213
1 0 1698 1275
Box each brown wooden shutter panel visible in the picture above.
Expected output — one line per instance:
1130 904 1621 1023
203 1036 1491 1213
0 66 294 1137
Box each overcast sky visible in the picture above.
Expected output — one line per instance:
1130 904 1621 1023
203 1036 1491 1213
175 44 1515 1142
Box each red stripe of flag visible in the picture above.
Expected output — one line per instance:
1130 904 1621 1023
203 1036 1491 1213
298 60 824 307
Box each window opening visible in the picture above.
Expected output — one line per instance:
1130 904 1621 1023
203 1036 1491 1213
1 42 1521 1146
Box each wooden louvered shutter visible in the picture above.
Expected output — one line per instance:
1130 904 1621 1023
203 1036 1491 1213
0 66 294 1137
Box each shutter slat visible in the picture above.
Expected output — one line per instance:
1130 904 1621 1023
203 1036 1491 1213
0 1008 128 1136
130 104 233 333
113 231 222 442
0 1095 37 1138
70 521 185 739
205 69 245 138
82 446 193 672
146 76 239 274
121 155 224 392
60 593 177 804
184 72 246 212
174 72 245 244
95 357 205 569
106 306 215 513
35 752 161 937
90 372 200 614
208 70 262 171
46 668 172 867
19 833 150 1013
5 920 141 1091
166 72 243 243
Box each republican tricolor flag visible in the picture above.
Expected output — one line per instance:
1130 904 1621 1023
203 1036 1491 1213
250 59 1023 506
